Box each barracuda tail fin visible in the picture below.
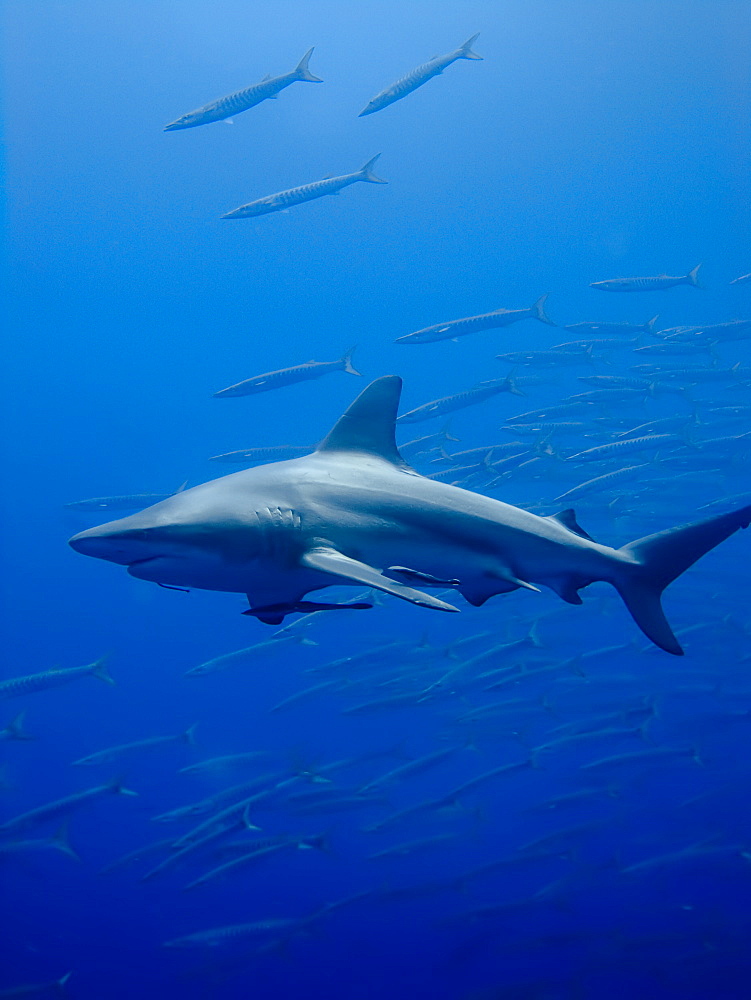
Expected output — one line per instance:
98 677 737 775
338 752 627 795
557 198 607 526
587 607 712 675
339 346 361 376
614 505 751 654
531 293 556 327
686 263 703 287
358 154 387 184
644 315 659 334
457 33 483 60
90 656 115 685
51 822 81 862
181 724 199 746
295 48 323 82
4 711 33 741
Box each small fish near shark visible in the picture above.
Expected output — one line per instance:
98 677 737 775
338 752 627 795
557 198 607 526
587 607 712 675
69 377 751 654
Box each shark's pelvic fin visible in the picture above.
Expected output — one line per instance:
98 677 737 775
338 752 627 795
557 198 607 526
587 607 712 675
316 375 412 468
301 545 459 612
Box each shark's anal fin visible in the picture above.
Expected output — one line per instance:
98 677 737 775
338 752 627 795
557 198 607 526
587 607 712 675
386 566 461 588
301 546 459 613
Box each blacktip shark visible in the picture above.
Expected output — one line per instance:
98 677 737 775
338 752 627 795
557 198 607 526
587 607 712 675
69 376 751 655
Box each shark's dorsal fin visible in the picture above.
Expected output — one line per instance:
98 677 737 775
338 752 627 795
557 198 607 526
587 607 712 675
317 376 409 466
547 508 594 542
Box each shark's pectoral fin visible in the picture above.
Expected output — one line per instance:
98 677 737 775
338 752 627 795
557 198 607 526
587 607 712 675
301 546 459 613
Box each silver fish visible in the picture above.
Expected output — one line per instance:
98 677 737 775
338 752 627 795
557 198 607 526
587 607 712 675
0 778 137 836
395 295 554 344
0 972 72 998
221 155 386 219
590 265 702 292
396 377 523 424
185 634 314 677
164 48 322 130
64 482 187 511
359 34 482 116
213 349 360 398
564 316 659 335
163 916 310 949
0 823 79 862
208 445 311 464
71 725 197 766
0 656 113 700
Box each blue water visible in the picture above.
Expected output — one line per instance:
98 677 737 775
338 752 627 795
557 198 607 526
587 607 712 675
3 2 751 996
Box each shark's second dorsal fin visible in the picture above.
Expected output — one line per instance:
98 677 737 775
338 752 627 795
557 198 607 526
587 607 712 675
547 508 594 542
317 376 408 466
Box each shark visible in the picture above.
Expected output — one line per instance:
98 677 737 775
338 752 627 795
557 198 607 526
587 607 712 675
69 376 751 655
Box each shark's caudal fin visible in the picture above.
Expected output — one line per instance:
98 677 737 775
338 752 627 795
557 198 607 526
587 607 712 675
294 48 323 82
358 154 388 184
531 293 556 326
457 33 483 59
317 375 409 467
614 505 751 654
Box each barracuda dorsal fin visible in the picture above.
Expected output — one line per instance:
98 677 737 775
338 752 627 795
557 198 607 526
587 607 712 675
547 508 594 541
316 375 409 466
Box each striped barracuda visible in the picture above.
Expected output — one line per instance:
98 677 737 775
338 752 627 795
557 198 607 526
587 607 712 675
358 34 482 116
590 265 702 292
221 155 386 219
396 295 555 344
164 48 321 130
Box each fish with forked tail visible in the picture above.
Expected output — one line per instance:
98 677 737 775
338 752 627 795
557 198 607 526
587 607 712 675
69 376 751 654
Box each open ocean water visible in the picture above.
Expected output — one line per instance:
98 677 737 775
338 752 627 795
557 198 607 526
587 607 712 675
3 2 751 997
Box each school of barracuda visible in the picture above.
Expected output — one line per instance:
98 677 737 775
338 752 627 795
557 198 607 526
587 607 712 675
4 30 751 1000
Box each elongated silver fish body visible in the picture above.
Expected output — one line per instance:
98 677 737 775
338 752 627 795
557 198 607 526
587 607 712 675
213 348 360 398
566 434 687 464
71 725 197 765
222 155 386 219
0 778 136 835
164 917 305 948
565 316 659 335
164 48 322 130
396 295 555 344
397 378 521 424
0 657 113 699
359 34 482 116
590 265 702 292
209 445 311 464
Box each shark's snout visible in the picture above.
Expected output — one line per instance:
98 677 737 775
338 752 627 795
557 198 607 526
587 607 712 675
69 526 135 565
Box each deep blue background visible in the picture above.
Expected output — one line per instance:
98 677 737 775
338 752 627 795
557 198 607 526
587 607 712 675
3 2 751 997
